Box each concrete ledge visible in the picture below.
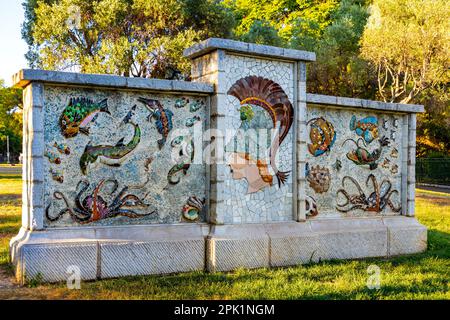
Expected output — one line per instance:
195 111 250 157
307 93 424 113
12 69 214 94
207 217 427 272
10 217 427 283
10 224 209 283
184 38 316 62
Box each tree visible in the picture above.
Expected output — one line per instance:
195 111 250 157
361 0 450 103
307 0 374 98
22 0 235 79
0 80 23 162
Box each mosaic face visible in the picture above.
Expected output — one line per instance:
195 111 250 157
226 75 294 194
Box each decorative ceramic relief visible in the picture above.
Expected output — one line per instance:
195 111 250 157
138 97 174 149
181 196 205 221
336 174 401 213
307 165 331 193
79 116 141 175
342 136 390 170
45 179 156 224
227 75 294 191
60 97 110 138
307 117 336 157
45 151 61 164
168 136 194 184
49 168 64 183
53 142 71 155
305 195 319 217
349 115 378 144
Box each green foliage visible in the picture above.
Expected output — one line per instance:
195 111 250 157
361 0 450 103
23 0 235 78
0 81 22 162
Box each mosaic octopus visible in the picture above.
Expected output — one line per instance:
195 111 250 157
46 179 156 224
336 174 401 213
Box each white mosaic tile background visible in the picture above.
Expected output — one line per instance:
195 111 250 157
43 86 207 227
220 54 295 223
306 105 404 218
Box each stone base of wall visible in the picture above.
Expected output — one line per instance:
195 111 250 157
10 216 426 283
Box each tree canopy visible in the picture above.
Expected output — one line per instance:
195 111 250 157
13 0 450 157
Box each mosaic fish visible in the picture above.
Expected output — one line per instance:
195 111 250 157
45 151 61 164
138 97 173 149
167 137 194 184
53 142 70 155
175 97 189 108
350 115 378 144
343 136 390 170
79 114 141 175
49 168 64 183
307 117 336 157
227 76 294 186
189 100 204 112
185 115 200 127
60 97 110 138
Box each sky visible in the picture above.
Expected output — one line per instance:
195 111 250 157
0 0 28 86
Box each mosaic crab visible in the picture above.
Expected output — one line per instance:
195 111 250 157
46 179 156 224
336 174 401 213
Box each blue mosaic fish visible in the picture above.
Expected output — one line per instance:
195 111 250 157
138 97 174 149
350 115 379 144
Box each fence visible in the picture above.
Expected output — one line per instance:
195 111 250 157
416 158 450 185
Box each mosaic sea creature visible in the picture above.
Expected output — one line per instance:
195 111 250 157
382 119 389 130
144 157 154 172
391 164 398 174
168 136 194 184
393 118 399 128
227 76 294 186
336 174 401 213
45 151 61 164
175 97 189 108
50 168 64 183
138 97 173 149
53 142 70 155
305 195 318 217
182 196 205 221
333 159 342 172
189 100 204 112
381 158 391 169
79 114 141 175
343 136 390 170
60 97 110 138
350 115 378 144
390 130 396 141
307 165 331 193
390 148 399 158
46 179 156 224
185 115 201 127
307 117 336 157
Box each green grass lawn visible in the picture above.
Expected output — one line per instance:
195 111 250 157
0 174 449 299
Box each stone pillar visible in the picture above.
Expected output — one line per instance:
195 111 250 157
407 114 417 216
21 83 45 231
185 39 316 225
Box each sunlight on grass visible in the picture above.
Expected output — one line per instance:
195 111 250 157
0 174 449 299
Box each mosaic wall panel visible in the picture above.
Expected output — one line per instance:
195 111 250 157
305 105 404 218
220 54 295 223
43 86 207 227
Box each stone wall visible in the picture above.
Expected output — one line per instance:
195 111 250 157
10 39 426 283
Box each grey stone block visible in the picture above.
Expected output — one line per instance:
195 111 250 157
100 239 205 278
19 242 98 283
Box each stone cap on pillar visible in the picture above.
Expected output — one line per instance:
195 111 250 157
183 38 316 62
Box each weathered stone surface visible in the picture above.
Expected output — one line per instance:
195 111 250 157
307 93 424 113
184 38 316 62
13 69 214 93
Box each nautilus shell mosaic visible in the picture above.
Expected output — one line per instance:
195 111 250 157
43 86 207 227
305 105 404 218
